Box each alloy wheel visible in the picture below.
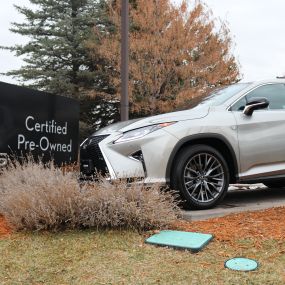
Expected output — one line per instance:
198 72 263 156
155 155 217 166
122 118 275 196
183 153 225 203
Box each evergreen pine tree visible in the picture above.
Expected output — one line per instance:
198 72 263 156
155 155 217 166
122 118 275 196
1 0 114 99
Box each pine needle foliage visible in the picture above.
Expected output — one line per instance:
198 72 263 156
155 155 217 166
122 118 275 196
1 0 114 99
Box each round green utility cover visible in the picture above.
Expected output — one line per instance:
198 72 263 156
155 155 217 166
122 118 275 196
225 257 259 271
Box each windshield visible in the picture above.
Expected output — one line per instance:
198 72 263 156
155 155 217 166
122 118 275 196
189 83 250 109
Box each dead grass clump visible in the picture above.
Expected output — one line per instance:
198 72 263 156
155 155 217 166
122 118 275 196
0 160 180 232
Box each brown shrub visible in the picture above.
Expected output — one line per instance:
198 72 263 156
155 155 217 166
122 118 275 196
0 160 181 232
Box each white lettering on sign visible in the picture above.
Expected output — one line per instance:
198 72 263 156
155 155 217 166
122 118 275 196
18 134 72 153
25 116 68 135
25 116 34 131
18 115 73 153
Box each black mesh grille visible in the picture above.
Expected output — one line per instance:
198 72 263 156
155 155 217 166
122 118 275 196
80 135 109 176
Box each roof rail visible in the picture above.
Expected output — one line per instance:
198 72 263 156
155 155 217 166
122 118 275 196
276 76 285 79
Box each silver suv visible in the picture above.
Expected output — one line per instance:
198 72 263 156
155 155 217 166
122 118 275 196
80 79 285 209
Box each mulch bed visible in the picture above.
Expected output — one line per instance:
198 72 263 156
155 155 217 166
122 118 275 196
0 207 284 243
173 207 285 244
0 215 12 238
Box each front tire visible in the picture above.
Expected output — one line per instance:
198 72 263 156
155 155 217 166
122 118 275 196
171 145 230 209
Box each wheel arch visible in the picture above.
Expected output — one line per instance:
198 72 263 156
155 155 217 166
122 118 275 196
166 133 239 184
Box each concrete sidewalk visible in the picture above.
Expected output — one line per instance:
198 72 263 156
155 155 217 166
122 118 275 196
182 185 285 221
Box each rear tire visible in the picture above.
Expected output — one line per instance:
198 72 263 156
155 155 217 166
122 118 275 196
171 145 230 210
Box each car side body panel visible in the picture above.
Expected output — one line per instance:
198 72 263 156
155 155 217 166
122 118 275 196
233 110 285 180
165 108 239 181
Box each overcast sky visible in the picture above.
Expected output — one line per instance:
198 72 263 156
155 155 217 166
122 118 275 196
0 0 285 85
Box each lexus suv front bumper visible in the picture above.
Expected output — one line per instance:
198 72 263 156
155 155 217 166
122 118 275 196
80 129 179 184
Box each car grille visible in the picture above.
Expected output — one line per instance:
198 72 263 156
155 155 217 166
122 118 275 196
80 135 109 176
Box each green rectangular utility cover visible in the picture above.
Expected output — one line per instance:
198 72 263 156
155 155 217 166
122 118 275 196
145 230 213 252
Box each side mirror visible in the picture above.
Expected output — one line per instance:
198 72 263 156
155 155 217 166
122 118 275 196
243 97 269 116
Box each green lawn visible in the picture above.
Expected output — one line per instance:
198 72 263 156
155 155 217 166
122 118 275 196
0 231 284 285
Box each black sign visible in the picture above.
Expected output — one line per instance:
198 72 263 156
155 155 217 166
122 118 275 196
0 81 79 165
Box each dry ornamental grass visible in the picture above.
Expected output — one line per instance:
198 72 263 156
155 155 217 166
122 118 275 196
0 160 181 232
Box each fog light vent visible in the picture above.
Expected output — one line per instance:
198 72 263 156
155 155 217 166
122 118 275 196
130 150 147 176
131 150 144 162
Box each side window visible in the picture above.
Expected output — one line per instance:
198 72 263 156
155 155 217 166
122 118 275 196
246 84 285 110
231 83 285 111
231 97 247 111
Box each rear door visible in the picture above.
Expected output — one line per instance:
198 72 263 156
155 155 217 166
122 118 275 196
231 83 285 181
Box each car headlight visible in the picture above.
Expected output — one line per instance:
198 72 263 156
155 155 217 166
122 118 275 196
114 122 176 144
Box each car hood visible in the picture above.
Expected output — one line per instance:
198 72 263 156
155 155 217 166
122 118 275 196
93 106 209 135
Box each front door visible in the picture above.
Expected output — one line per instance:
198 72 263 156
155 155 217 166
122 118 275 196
231 83 285 180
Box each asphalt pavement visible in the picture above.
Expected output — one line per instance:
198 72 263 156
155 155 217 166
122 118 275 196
182 184 285 221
